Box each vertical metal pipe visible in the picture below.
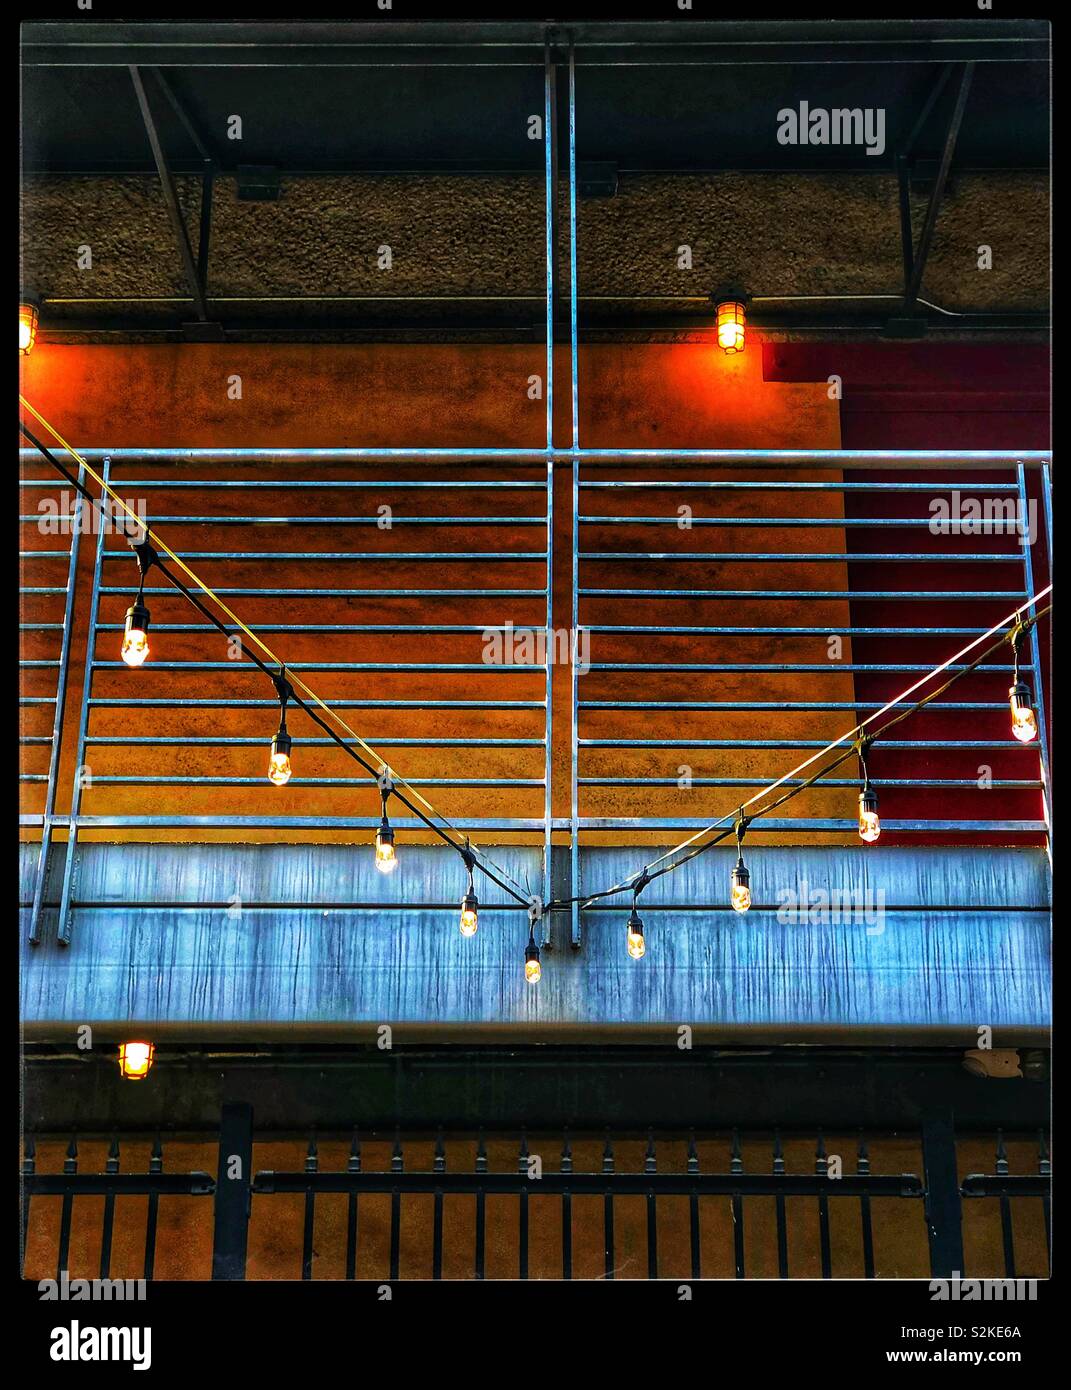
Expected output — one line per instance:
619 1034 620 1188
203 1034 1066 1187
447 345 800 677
544 34 555 453
56 457 110 946
144 1136 163 1281
568 34 582 947
29 461 85 944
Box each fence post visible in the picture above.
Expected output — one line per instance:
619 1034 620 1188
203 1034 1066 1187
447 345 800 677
921 1110 964 1278
212 1102 253 1280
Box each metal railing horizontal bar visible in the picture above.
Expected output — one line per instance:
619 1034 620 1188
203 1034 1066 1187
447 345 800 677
89 698 546 709
587 626 1000 636
580 739 1028 749
85 736 545 747
20 814 1043 832
961 1176 1051 1198
581 777 1040 788
117 516 549 525
580 517 1030 527
581 481 1022 491
89 776 545 787
34 900 1047 917
93 661 548 672
100 551 549 562
580 589 1029 599
24 1174 215 1197
28 815 558 831
574 817 1047 832
20 623 65 630
19 448 1053 465
581 701 1015 710
20 479 548 490
94 623 551 634
20 587 74 595
18 551 72 559
20 696 59 704
50 901 541 914
252 1171 924 1198
20 660 61 668
101 587 547 597
587 663 1015 672
580 552 1023 562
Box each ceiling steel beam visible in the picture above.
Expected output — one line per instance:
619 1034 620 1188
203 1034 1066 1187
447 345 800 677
128 64 209 323
902 62 975 314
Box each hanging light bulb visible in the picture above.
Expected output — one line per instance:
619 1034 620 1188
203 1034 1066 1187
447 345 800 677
19 300 39 355
715 297 747 354
1008 626 1039 744
268 729 292 786
375 783 398 873
858 785 881 843
524 933 541 984
730 858 751 913
117 1040 155 1081
1009 683 1039 743
626 906 646 960
460 890 479 937
856 738 880 842
267 669 294 784
730 814 752 912
121 599 151 667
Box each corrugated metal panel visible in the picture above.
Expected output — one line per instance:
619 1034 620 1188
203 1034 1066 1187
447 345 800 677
20 843 1049 1031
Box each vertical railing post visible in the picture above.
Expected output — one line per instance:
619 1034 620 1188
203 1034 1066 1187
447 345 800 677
921 1111 964 1278
56 456 110 946
29 462 85 944
568 35 581 947
212 1102 253 1280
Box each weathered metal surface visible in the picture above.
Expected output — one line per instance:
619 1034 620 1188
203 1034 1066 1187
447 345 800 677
20 842 1050 1032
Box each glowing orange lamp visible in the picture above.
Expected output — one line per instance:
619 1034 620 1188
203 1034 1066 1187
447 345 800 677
118 1041 155 1081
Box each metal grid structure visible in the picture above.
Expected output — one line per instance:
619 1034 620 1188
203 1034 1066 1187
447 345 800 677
19 37 1052 951
20 1113 1051 1282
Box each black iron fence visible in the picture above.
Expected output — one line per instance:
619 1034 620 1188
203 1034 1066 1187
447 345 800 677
20 1106 1050 1282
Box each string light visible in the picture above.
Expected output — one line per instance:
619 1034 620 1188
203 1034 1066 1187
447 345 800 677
857 738 881 843
1009 625 1039 744
268 670 294 786
459 846 479 936
626 904 646 959
117 1041 154 1080
730 814 752 913
524 932 541 984
375 779 398 874
121 538 156 668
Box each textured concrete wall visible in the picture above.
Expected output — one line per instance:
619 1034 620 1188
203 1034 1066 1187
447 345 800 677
22 171 1048 318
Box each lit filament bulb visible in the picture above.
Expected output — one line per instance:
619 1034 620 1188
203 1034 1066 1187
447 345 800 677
375 818 398 873
730 859 751 914
1009 682 1038 744
268 730 292 787
626 908 646 960
19 302 39 355
716 298 746 354
460 891 479 937
121 601 150 667
524 937 541 984
858 786 881 843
